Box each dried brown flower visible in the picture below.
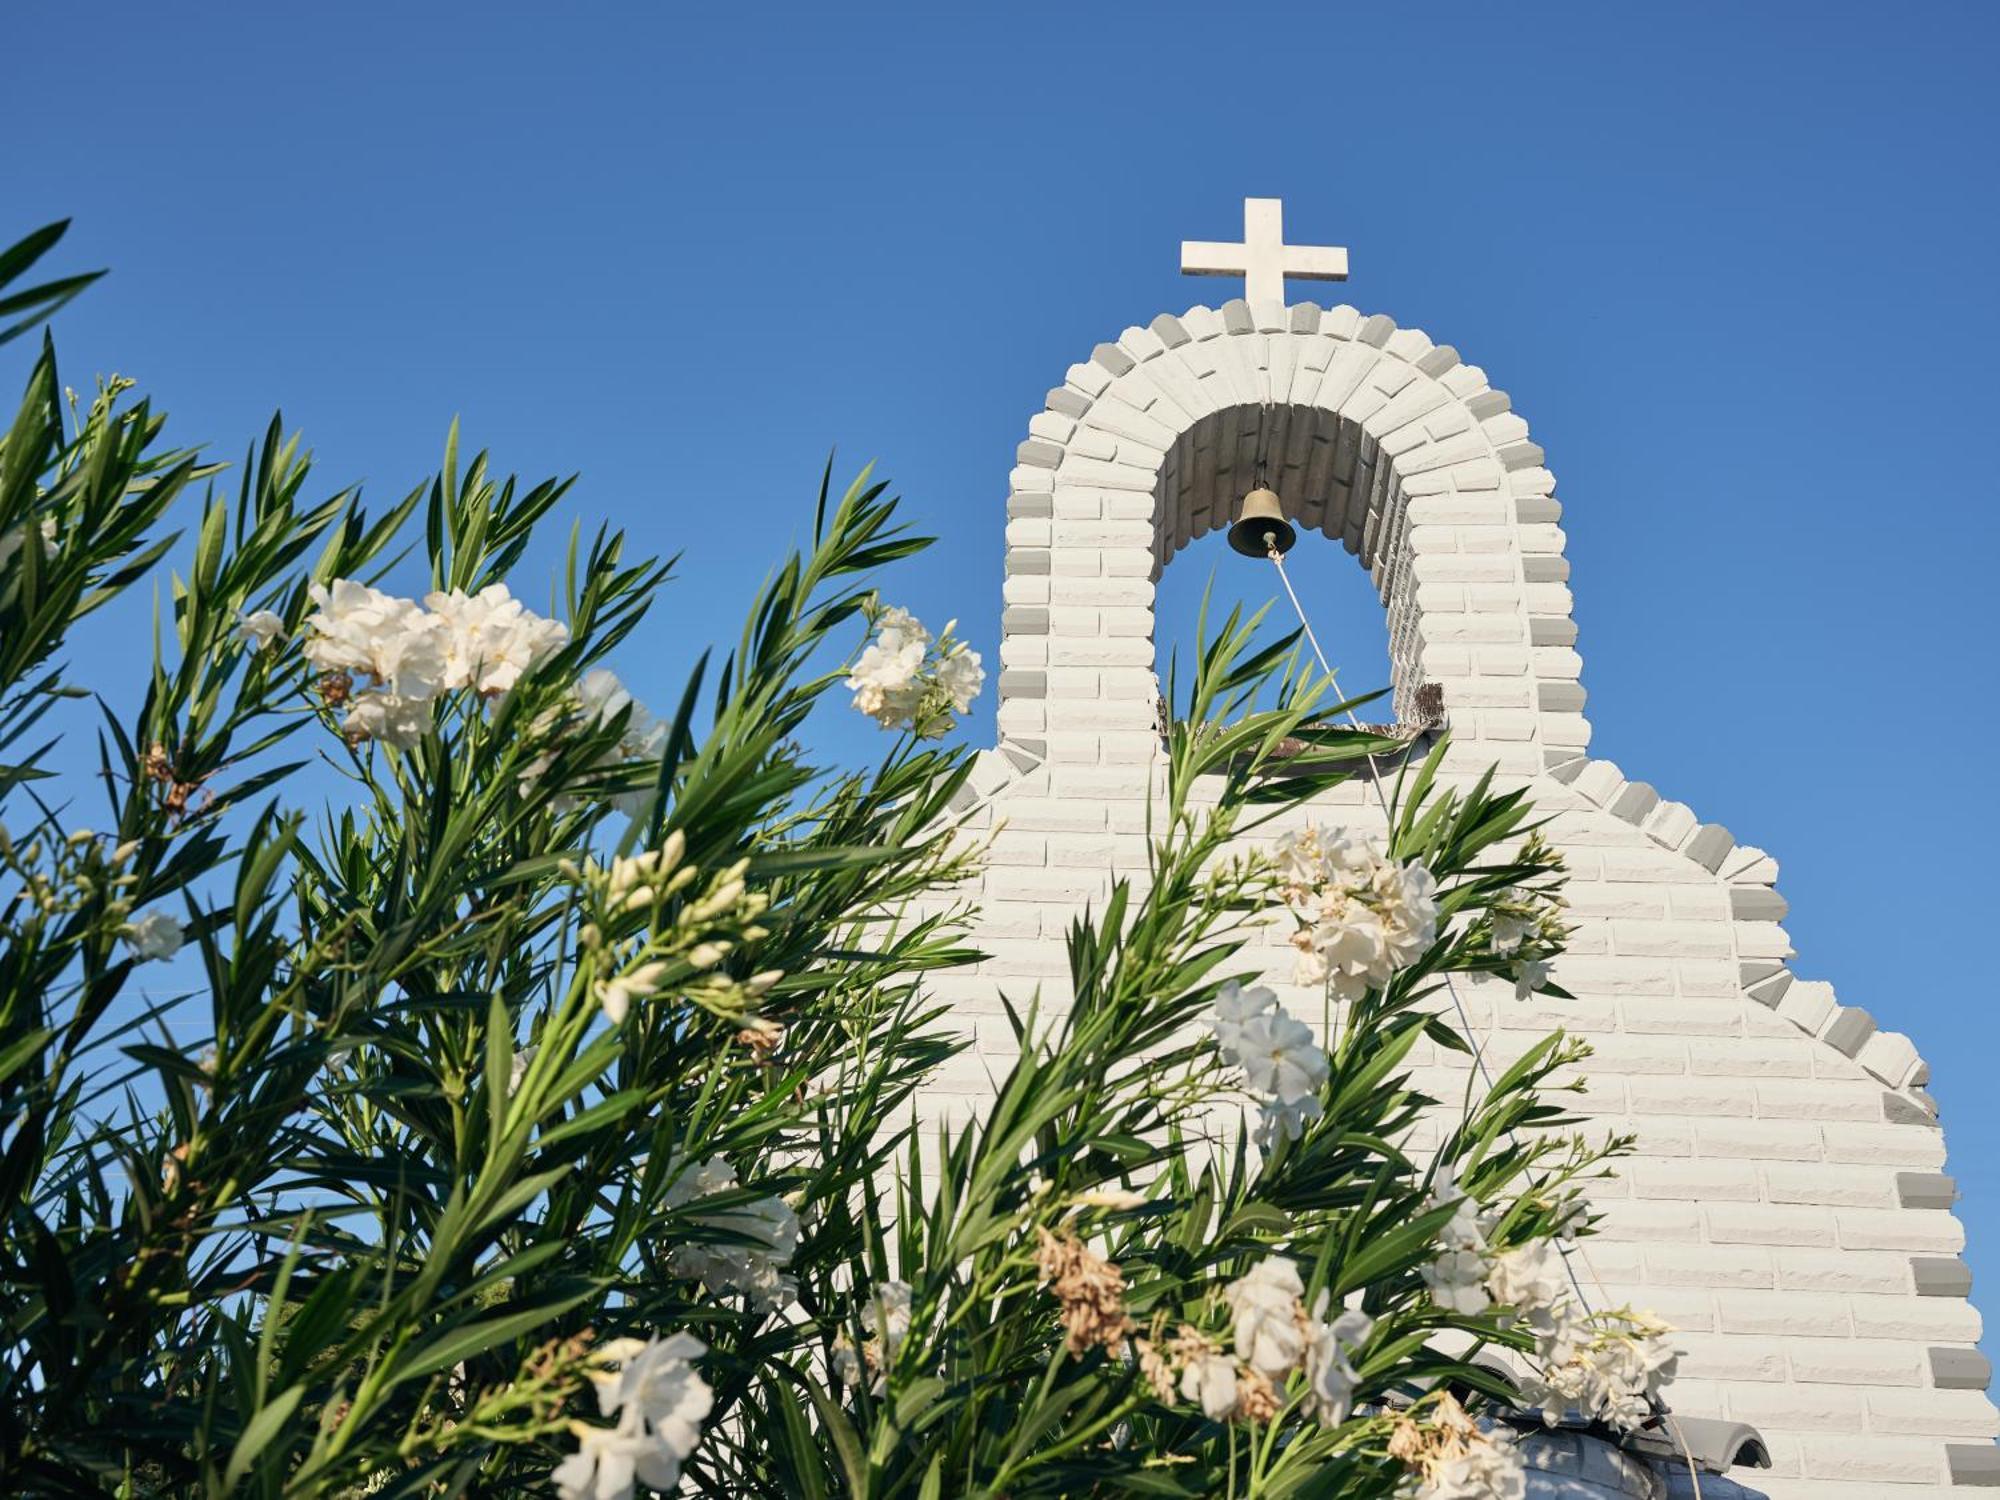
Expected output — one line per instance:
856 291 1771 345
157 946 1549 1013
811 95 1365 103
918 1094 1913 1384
1386 1392 1484 1480
734 1016 785 1061
1034 1227 1134 1357
318 670 353 709
1230 1366 1281 1424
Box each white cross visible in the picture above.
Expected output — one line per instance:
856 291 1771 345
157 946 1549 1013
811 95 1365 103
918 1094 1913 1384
1180 197 1348 306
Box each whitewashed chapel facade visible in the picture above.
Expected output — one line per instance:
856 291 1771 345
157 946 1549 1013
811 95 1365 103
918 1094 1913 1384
919 202 1997 1496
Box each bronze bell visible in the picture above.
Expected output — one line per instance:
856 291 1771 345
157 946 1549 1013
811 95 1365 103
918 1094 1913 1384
1227 487 1296 557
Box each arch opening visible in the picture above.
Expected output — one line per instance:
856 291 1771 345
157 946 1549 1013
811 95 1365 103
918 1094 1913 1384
1150 402 1428 727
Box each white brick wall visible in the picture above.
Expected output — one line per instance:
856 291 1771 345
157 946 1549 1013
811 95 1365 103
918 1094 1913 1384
953 304 1992 1491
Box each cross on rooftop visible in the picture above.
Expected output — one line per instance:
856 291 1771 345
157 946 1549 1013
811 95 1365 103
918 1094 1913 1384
1180 197 1348 306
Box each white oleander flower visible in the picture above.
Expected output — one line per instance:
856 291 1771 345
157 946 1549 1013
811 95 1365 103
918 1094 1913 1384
301 580 450 699
1204 980 1277 1063
575 668 669 817
1485 1240 1569 1322
426 582 570 696
863 1280 913 1354
123 908 185 961
1422 1248 1493 1316
1513 958 1551 1001
834 1279 913 1393
664 1155 800 1312
552 1422 676 1500
1300 1294 1373 1425
1516 1308 1677 1432
1274 826 1438 997
341 691 432 750
1222 1256 1308 1379
1418 1430 1527 1500
238 608 285 650
1233 1007 1328 1106
935 638 986 713
1490 910 1532 956
1253 1093 1323 1151
597 1332 713 1457
1179 1349 1239 1421
847 606 929 727
558 1332 712 1500
846 605 984 737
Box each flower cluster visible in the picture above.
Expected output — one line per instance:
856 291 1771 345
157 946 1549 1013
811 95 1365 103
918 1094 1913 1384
1142 1256 1371 1428
0 825 160 951
664 1155 801 1313
1387 1393 1526 1500
300 579 569 748
124 907 185 961
566 836 780 1024
553 1333 713 1500
1514 1306 1679 1432
1034 1228 1135 1357
1419 1170 1677 1432
1205 981 1329 1149
1272 826 1439 998
846 604 984 738
832 1280 913 1394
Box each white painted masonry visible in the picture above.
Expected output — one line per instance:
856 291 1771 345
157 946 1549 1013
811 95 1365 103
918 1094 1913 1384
924 289 1997 1494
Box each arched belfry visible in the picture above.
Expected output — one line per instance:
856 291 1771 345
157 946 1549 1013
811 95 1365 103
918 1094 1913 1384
933 199 1993 1496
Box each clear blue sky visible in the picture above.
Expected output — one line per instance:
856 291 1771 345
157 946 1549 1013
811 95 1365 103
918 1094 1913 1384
9 2 1999 1325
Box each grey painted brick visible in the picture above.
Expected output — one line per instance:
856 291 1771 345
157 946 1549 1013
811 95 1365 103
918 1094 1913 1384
1008 490 1053 520
1886 1090 1941 1126
1516 495 1563 523
1949 1443 2000 1485
1609 781 1660 824
1001 740 1045 772
1002 606 1049 635
1148 313 1190 348
1746 971 1794 1009
1729 886 1790 921
1684 824 1736 872
1932 1347 1993 1390
1539 681 1588 713
998 670 1048 699
1913 1256 1974 1297
1739 960 1787 987
1821 1007 1877 1056
1522 554 1570 583
1017 439 1065 468
1221 300 1255 334
1046 386 1092 419
1466 389 1512 420
1358 312 1397 347
1897 1172 1960 1210
1005 549 1051 576
1530 616 1579 647
1090 342 1134 376
1499 440 1547 471
1415 344 1461 377
1288 302 1322 333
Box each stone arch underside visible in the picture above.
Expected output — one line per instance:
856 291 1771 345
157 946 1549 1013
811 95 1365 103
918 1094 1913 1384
941 297 1994 1493
1152 401 1428 722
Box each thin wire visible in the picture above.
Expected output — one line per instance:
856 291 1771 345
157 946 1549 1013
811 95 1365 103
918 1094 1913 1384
1267 543 1708 1486
1264 543 1600 1315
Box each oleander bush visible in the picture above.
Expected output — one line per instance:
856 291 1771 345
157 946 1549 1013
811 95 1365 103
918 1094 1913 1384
0 222 1676 1500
